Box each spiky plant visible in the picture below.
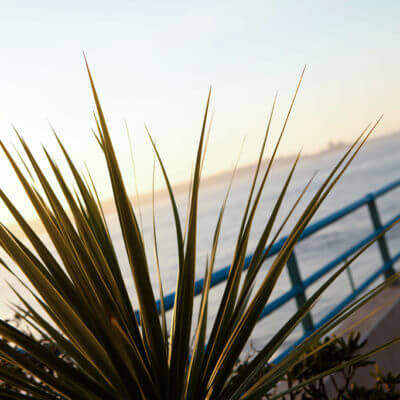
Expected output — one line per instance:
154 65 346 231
0 61 398 400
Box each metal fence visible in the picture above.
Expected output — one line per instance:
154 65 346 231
156 178 400 359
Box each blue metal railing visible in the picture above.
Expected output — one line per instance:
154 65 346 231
156 178 400 357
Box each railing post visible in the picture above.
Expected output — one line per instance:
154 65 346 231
346 265 356 293
287 251 314 334
367 195 395 279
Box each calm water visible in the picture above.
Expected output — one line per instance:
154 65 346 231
2 133 400 356
107 132 400 354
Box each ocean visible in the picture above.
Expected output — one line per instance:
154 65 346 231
106 132 400 355
2 132 400 356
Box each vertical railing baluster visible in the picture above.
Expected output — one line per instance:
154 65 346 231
287 251 314 334
367 194 395 279
346 264 356 293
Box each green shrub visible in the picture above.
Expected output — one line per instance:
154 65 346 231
0 61 398 399
345 366 400 400
233 332 400 399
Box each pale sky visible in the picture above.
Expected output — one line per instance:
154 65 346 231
0 1 399 222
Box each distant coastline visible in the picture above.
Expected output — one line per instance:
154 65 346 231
100 130 400 213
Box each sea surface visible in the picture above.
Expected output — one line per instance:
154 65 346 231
107 132 400 355
2 132 400 357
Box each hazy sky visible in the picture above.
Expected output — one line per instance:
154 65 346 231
0 1 399 221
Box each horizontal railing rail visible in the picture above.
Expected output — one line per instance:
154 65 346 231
154 177 400 358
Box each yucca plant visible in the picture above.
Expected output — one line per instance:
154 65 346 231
0 60 398 400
